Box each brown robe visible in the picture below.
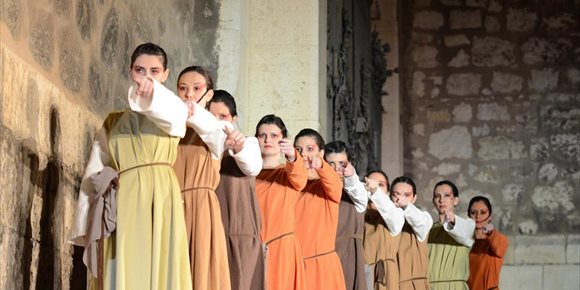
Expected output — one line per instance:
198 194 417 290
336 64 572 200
174 128 231 290
216 152 265 290
363 208 401 290
397 223 430 290
336 192 368 290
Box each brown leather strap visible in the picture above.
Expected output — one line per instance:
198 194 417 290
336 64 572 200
265 231 294 245
303 249 336 260
181 186 216 193
118 162 172 175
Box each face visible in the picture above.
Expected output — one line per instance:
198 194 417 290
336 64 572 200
177 71 209 103
295 136 324 160
368 172 388 193
433 184 459 214
256 124 283 157
469 201 491 229
325 152 348 176
208 101 235 123
390 182 416 205
129 54 168 83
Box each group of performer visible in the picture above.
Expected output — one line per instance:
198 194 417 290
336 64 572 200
69 43 509 290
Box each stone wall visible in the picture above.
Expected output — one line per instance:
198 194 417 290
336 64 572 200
0 0 220 288
400 0 580 288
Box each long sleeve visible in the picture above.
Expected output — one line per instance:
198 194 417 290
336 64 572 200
403 203 433 242
488 230 509 258
315 160 343 203
69 128 111 246
442 214 475 247
285 151 308 191
128 80 188 137
342 173 370 213
186 102 233 160
369 188 405 236
230 136 263 176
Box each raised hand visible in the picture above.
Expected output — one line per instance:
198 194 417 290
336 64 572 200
225 126 245 154
444 211 456 225
184 101 196 118
132 75 154 98
342 162 355 178
279 139 295 162
306 156 322 170
482 222 494 235
364 177 379 193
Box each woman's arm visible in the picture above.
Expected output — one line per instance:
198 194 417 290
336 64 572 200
128 80 188 137
285 151 308 191
185 102 231 159
443 214 476 247
403 203 434 242
488 230 509 258
230 137 263 176
343 173 370 213
315 160 343 203
368 188 405 236
69 128 111 246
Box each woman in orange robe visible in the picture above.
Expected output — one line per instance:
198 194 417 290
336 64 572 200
255 114 308 290
294 129 346 290
467 196 509 290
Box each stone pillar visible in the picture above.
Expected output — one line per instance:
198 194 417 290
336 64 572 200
372 0 403 178
239 0 326 137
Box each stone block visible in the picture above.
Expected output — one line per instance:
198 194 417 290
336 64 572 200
59 27 83 92
537 163 558 182
477 136 526 161
2 0 22 37
542 13 577 31
544 265 580 289
566 68 580 87
499 265 542 290
428 125 472 160
476 103 510 121
472 124 490 137
412 71 426 98
446 73 481 96
76 0 92 40
100 8 119 68
29 10 54 70
412 45 439 68
472 37 515 67
448 49 470 67
550 134 580 162
444 35 470 47
491 72 523 93
450 10 481 29
485 15 501 32
412 33 434 44
518 219 539 235
567 234 580 264
514 235 566 264
430 162 460 175
529 68 559 92
540 104 580 131
452 103 472 123
507 8 537 32
522 37 572 65
413 11 443 30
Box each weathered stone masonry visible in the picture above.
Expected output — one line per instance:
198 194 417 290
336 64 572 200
1 0 220 289
401 0 579 288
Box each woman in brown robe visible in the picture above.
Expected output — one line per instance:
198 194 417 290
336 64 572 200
390 176 433 290
324 140 368 290
207 90 264 290
173 66 240 290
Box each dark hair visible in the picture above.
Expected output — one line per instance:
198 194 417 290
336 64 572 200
177 66 214 90
255 114 288 138
390 176 417 196
295 128 325 151
324 140 349 159
468 196 493 216
130 43 168 70
366 170 390 192
207 90 237 117
434 180 459 197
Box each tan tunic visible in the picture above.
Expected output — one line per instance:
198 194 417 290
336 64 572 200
216 152 264 290
174 128 231 290
397 223 430 290
363 209 401 290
